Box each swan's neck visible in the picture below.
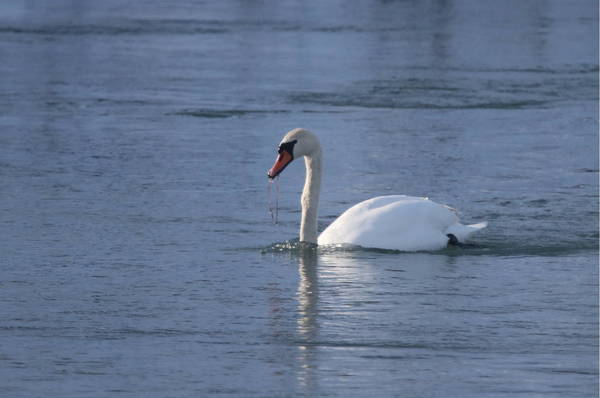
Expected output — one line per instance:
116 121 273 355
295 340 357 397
300 149 322 244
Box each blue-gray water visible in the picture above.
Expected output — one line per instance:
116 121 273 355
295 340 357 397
1 1 598 396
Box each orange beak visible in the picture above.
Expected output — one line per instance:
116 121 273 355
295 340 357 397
267 151 293 179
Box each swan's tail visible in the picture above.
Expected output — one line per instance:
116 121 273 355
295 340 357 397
446 221 487 242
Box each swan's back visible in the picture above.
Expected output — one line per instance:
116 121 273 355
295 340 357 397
318 195 486 251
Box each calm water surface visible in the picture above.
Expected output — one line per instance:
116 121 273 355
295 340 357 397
0 1 598 396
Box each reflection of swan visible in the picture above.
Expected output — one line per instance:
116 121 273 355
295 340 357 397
267 128 487 251
297 250 319 339
296 248 319 393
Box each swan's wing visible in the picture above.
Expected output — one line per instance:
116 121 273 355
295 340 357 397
318 195 457 251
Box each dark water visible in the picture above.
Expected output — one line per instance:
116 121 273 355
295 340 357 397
1 1 598 396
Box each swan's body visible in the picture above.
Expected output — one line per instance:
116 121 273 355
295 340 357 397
318 195 486 251
267 128 487 251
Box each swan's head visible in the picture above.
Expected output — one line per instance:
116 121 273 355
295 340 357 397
267 128 320 179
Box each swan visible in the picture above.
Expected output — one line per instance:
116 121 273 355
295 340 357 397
267 128 487 251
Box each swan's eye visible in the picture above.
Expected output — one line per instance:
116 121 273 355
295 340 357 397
278 140 298 156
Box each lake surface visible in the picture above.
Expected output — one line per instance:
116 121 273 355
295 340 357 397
0 0 598 396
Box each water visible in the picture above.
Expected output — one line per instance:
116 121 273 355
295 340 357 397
1 0 598 396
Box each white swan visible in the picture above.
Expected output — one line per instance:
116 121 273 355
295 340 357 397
267 128 487 251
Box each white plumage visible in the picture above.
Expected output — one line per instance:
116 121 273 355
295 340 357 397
318 195 487 251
